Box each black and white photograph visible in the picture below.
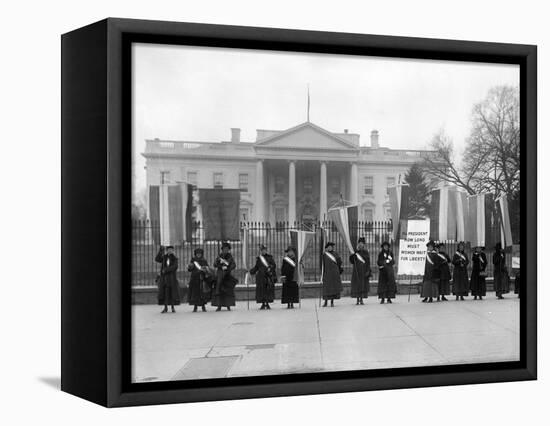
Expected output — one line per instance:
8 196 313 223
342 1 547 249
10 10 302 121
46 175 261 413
131 43 521 383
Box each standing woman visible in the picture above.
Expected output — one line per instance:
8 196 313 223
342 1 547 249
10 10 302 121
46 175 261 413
281 246 299 309
470 246 487 300
250 244 277 310
350 237 371 305
155 245 180 313
452 242 469 300
186 248 212 312
322 242 343 307
212 242 238 311
377 241 396 304
421 240 440 303
493 242 510 299
436 243 451 301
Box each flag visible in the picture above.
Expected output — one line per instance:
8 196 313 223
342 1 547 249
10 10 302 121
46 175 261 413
465 193 497 247
455 190 468 241
388 184 410 240
199 189 241 241
289 229 315 285
496 195 513 248
327 205 359 253
429 186 458 241
149 183 192 245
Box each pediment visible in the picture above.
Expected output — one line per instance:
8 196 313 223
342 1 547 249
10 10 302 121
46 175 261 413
255 122 358 151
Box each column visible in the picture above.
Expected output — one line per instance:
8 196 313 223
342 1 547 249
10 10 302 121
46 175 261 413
320 161 327 222
288 160 296 225
255 160 265 222
350 162 358 205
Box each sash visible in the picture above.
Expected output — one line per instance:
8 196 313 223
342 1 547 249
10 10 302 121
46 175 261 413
166 258 170 267
456 251 466 262
259 255 269 268
478 254 485 265
437 253 448 262
283 256 296 268
193 261 202 270
355 253 366 263
218 257 229 266
325 252 337 264
426 253 435 265
385 253 393 262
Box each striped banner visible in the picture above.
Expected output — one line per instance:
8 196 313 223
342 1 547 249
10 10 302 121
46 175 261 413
388 184 410 240
290 229 315 285
466 193 497 247
455 190 468 241
149 183 192 245
430 187 458 241
496 195 513 248
327 205 359 253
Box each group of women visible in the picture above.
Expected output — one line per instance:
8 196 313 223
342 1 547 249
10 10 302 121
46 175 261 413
153 238 516 313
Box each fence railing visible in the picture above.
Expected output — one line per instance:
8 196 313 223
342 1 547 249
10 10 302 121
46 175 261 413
132 220 510 287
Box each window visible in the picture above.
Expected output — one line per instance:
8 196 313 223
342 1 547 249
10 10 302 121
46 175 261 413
274 176 285 194
386 176 396 195
160 171 170 184
213 172 223 189
330 177 340 195
303 177 313 195
239 207 249 222
364 176 373 195
187 171 198 188
363 208 374 222
239 173 249 192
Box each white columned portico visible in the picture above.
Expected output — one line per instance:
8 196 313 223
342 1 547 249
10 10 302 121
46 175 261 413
255 159 265 221
350 162 358 205
288 160 296 225
320 161 327 222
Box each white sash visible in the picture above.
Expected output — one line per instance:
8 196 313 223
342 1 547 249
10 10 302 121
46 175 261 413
478 254 485 265
193 261 202 270
325 252 337 264
166 258 170 267
283 256 296 267
218 257 229 266
426 253 434 265
355 253 366 263
456 252 466 262
437 253 448 261
259 255 269 268
384 253 393 263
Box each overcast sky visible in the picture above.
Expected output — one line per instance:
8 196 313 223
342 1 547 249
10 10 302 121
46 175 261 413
132 43 519 193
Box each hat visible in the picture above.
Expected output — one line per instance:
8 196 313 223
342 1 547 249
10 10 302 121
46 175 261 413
357 237 366 244
221 242 231 250
495 242 502 250
437 242 445 248
259 243 267 250
165 245 175 250
474 245 485 250
380 241 390 248
285 246 296 253
325 242 335 249
193 247 204 255
426 240 435 248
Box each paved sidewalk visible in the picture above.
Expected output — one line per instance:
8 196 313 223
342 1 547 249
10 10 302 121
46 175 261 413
132 293 519 383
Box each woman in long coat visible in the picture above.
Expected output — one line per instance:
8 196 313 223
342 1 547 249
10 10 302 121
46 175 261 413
470 246 487 300
421 240 440 303
212 242 238 311
155 245 180 313
322 242 343 307
377 241 396 304
186 248 212 312
452 241 469 300
281 246 299 308
493 242 510 299
350 237 371 305
436 243 451 301
250 244 277 310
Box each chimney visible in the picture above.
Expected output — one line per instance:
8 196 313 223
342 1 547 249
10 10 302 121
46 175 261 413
230 128 241 143
370 130 379 149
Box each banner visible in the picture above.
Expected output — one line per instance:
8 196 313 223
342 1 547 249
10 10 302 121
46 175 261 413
430 186 458 241
496 195 513 248
388 184 410 241
455 190 468 241
149 183 192 245
327 205 359 253
289 229 315 285
466 193 497 248
397 219 431 275
199 189 240 241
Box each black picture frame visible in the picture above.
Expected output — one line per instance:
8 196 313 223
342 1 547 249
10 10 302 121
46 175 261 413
61 17 537 407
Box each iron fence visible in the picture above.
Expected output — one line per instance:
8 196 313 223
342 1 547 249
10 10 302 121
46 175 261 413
132 220 511 287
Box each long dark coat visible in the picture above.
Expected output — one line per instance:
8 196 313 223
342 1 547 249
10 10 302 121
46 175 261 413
281 256 299 303
493 250 510 296
514 272 521 296
437 252 451 295
187 257 213 306
452 251 469 296
322 251 343 300
421 251 441 298
211 253 238 307
155 249 180 306
470 251 487 296
377 250 396 299
250 254 277 303
350 249 371 298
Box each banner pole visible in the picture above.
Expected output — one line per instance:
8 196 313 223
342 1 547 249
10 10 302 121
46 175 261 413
408 274 412 303
299 261 303 309
246 272 250 310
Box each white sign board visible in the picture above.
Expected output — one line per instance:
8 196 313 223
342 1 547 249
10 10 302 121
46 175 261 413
512 257 520 269
397 219 431 275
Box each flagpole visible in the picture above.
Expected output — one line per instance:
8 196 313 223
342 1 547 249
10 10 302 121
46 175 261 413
408 274 412 303
246 272 250 311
